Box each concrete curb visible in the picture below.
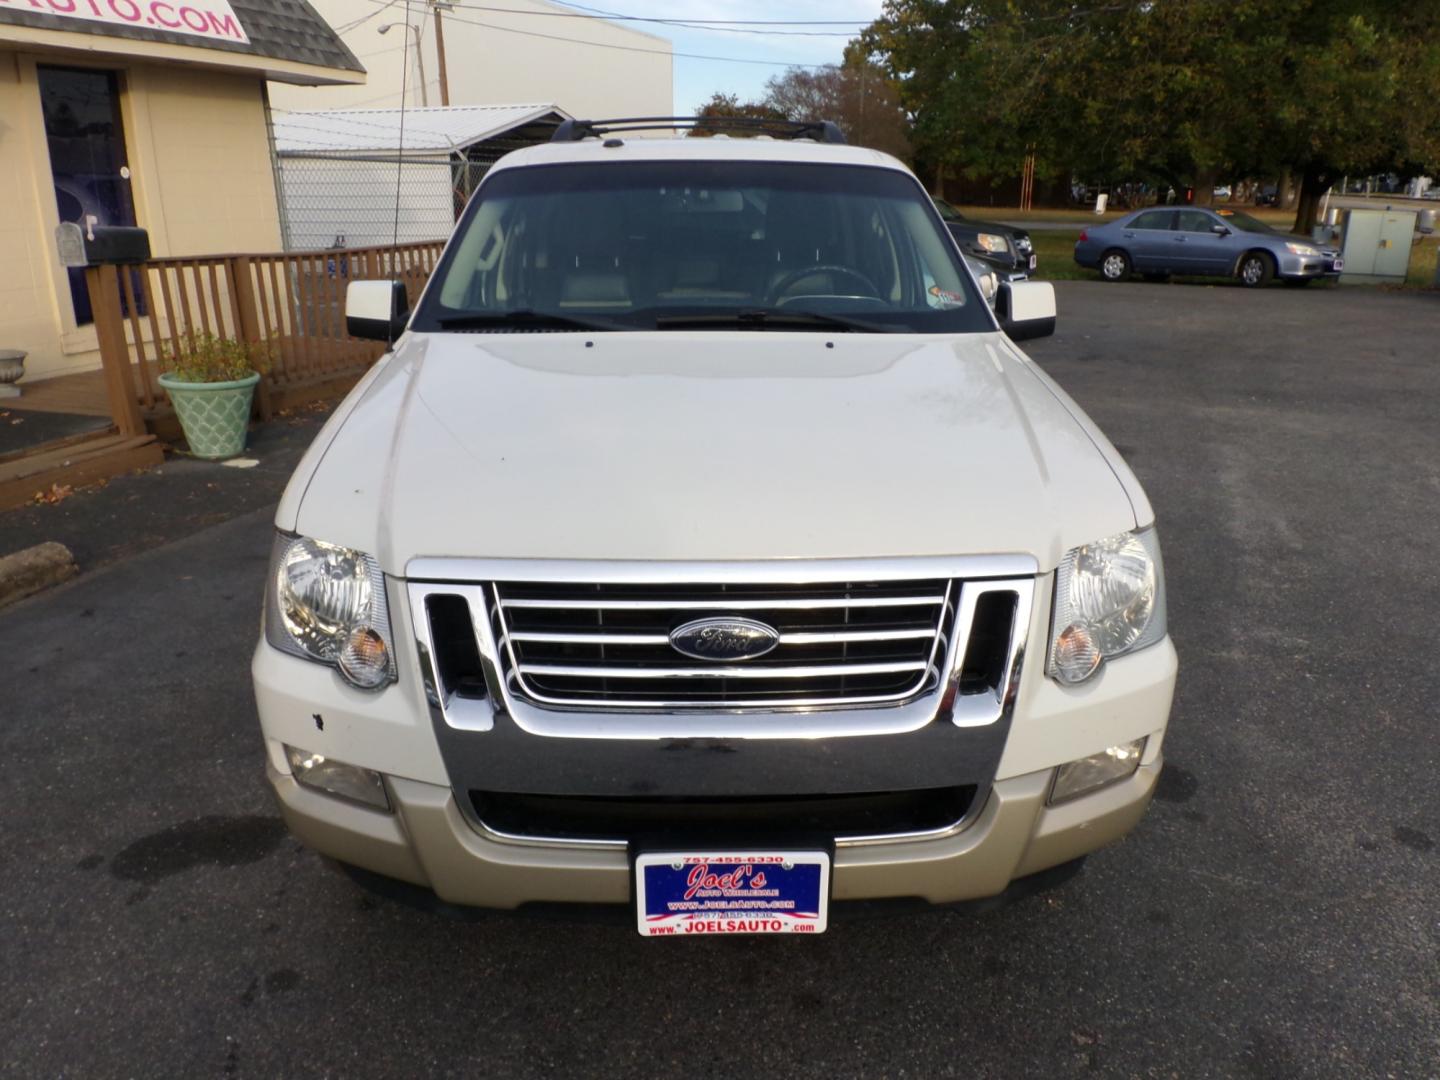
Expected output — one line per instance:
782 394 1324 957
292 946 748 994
0 541 78 611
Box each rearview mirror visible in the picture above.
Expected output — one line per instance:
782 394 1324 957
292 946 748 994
997 280 1056 341
346 279 410 343
1210 223 1230 236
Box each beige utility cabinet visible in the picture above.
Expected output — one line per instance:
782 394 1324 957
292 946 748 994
1340 208 1417 283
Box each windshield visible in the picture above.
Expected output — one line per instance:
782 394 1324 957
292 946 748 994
411 161 991 334
1214 208 1275 234
932 198 965 223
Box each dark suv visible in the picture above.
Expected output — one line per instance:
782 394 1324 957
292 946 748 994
935 198 1036 279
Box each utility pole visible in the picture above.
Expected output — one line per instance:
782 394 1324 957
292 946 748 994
432 1 452 107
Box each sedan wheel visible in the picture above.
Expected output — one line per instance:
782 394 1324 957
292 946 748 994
1101 250 1131 282
1238 253 1273 287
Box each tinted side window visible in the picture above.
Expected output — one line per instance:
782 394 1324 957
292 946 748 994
1176 211 1217 233
1130 211 1174 230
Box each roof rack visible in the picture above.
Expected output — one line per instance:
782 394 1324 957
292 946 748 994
550 116 847 145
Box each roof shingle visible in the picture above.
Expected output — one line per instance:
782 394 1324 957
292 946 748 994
0 0 363 76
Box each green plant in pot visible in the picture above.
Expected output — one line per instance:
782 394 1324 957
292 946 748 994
158 333 271 460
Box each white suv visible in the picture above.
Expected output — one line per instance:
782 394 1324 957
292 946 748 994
253 119 1176 937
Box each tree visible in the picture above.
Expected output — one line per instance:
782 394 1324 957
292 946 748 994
1243 2 1440 231
689 93 784 137
861 0 1440 224
860 1 1084 192
763 54 912 160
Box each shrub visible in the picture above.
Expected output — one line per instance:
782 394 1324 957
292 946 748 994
164 333 273 383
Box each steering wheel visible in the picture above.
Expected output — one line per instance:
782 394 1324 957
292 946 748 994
765 264 882 305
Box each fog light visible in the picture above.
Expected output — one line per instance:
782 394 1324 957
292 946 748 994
285 745 390 811
1050 739 1146 804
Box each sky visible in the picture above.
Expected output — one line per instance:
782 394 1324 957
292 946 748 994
570 1 888 114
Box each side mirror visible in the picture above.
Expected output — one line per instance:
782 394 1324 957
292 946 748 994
346 279 410 342
997 280 1056 341
1211 223 1230 236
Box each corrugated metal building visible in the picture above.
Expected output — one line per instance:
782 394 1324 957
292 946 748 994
271 103 569 250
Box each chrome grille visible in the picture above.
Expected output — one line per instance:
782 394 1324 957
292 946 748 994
489 579 955 710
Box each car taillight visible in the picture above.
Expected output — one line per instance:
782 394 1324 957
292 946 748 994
1078 229 1089 242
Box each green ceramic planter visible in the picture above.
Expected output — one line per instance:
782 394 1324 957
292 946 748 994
158 372 260 460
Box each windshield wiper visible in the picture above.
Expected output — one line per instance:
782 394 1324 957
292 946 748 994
435 309 622 332
652 308 893 333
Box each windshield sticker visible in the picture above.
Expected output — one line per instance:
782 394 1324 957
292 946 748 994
927 285 966 309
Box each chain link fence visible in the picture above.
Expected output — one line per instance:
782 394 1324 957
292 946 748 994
275 152 494 252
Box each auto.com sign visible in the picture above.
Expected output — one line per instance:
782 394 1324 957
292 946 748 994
1 0 248 44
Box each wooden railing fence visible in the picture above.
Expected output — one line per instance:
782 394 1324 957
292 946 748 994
85 240 445 436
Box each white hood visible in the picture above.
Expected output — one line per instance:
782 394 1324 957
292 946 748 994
284 331 1145 576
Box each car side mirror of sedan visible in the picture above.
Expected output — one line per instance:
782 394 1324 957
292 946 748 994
1211 224 1231 236
346 279 410 343
997 280 1056 341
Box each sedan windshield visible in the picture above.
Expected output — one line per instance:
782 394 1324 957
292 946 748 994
411 161 990 334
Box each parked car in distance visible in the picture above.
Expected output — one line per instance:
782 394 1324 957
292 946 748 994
1074 206 1342 286
934 198 1036 278
254 119 1172 937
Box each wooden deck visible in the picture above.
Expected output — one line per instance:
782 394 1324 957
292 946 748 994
0 429 164 510
6 370 111 417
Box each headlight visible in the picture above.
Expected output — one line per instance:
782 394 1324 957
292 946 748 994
265 534 396 689
976 233 1010 254
1285 242 1319 256
1048 528 1166 684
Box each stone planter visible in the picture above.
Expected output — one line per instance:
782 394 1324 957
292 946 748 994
157 371 260 460
0 350 25 399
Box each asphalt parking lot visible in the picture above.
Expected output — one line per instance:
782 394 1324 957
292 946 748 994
2 281 1437 1078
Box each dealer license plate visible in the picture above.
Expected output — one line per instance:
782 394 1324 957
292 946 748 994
1028 254 1038 270
635 851 830 937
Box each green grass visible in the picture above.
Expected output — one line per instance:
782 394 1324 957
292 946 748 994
1406 236 1438 288
1028 229 1088 281
957 204 1300 227
1020 225 1439 289
957 205 1117 223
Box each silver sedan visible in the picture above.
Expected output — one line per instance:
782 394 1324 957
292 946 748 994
1074 207 1342 286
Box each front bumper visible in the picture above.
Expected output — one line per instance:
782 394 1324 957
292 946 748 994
1276 250 1343 279
991 250 1034 279
268 756 1162 908
255 615 1176 910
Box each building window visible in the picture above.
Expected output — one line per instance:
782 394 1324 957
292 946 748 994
37 66 139 327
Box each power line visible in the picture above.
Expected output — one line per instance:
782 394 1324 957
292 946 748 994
334 0 399 34
422 5 839 67
446 1 869 25
440 2 862 35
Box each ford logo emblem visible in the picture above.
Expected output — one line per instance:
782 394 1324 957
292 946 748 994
669 617 780 662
